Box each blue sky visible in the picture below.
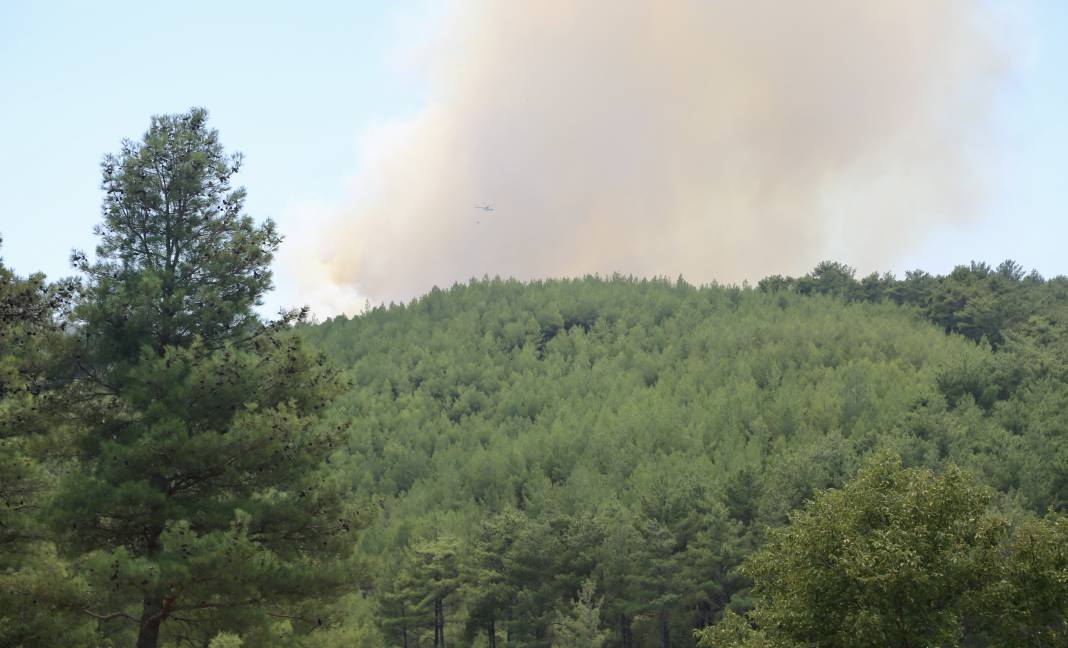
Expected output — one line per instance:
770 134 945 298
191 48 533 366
898 1 1068 277
0 0 433 312
1 1 1066 315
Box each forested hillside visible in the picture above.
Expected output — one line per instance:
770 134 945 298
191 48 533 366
299 265 1068 647
3 108 1066 647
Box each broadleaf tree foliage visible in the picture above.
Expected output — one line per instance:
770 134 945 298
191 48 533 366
695 455 1068 647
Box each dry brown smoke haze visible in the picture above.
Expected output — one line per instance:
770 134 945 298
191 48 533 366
296 0 1015 311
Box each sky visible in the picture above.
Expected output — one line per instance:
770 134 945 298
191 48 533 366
1 1 1066 318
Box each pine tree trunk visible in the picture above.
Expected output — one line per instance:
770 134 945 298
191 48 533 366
438 598 446 648
659 610 670 648
433 605 440 648
399 602 409 648
488 618 496 648
136 594 163 648
620 612 635 648
137 517 166 648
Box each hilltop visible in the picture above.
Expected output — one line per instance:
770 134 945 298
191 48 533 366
299 264 1068 646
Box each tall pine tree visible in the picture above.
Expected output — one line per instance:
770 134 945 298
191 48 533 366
51 108 361 647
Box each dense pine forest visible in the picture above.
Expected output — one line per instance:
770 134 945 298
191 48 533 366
2 110 1066 646
300 266 1068 647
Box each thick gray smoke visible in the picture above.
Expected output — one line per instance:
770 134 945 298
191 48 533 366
295 0 1012 311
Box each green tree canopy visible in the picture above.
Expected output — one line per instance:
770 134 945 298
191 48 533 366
49 109 361 648
696 454 1068 647
0 243 97 646
552 578 609 648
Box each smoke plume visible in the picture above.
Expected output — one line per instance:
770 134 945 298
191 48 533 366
299 0 1012 311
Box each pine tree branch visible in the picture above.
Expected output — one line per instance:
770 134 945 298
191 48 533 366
76 607 140 625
